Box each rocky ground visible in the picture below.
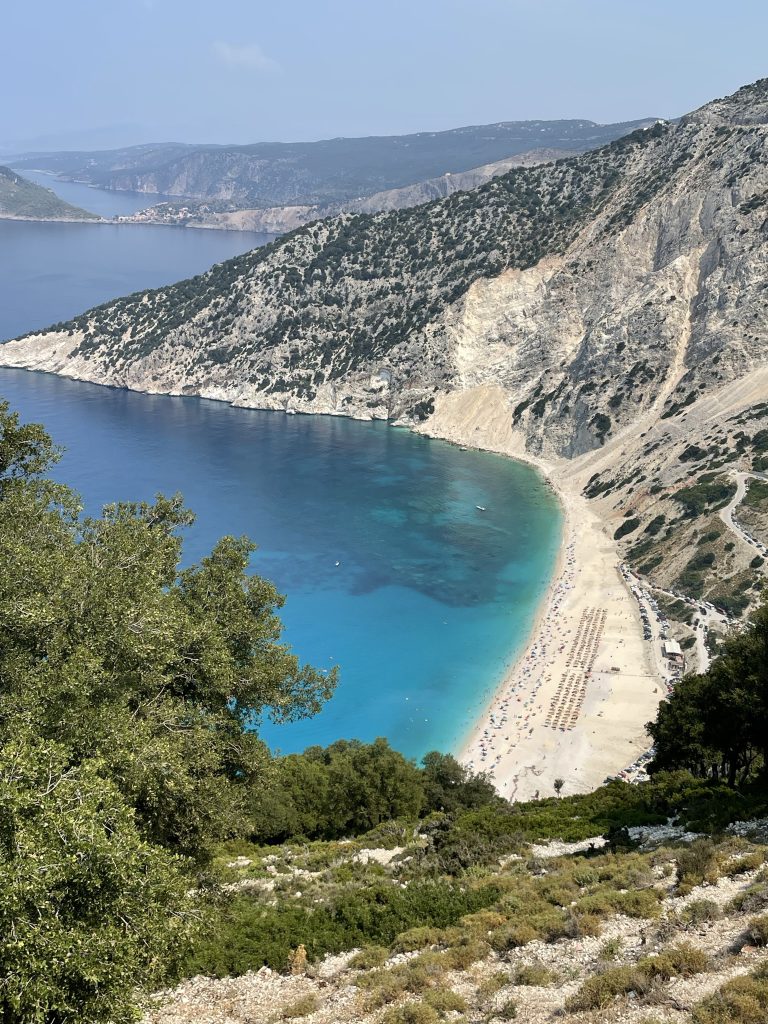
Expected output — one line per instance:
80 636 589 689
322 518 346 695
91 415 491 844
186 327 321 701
144 826 768 1024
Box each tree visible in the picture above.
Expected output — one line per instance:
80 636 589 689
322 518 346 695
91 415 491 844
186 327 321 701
250 739 425 841
0 403 336 1021
554 778 565 797
420 751 498 814
0 403 335 856
648 602 768 786
0 734 191 1024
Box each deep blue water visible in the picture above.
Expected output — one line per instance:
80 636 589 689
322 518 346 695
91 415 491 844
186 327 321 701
0 191 562 759
0 218 273 341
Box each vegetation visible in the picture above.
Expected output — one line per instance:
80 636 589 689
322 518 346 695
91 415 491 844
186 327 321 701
0 165 97 220
7 400 768 1022
0 402 332 1021
648 602 768 785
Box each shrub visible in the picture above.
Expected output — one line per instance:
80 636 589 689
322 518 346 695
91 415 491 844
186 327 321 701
746 914 768 947
565 965 654 1011
496 999 518 1020
692 968 768 1023
615 517 641 540
513 963 556 986
724 852 765 877
490 922 539 951
349 946 389 969
443 937 489 969
677 839 720 888
682 899 721 926
640 942 710 979
599 937 624 960
475 971 510 1002
278 993 319 1019
379 1003 441 1024
422 988 468 1014
392 927 443 953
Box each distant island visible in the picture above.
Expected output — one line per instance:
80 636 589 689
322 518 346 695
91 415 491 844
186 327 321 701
0 165 98 221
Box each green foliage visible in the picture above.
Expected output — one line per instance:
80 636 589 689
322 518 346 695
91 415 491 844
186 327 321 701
692 963 768 1023
0 735 191 1024
512 963 557 986
565 965 654 1010
276 993 319 1019
614 516 641 540
746 913 768 946
349 946 389 969
639 942 710 979
0 404 334 1022
249 746 498 845
648 603 768 785
186 878 502 976
682 899 721 925
379 1003 440 1024
674 476 737 518
0 165 98 220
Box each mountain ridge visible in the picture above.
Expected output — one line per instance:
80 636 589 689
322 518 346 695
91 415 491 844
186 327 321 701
9 117 657 210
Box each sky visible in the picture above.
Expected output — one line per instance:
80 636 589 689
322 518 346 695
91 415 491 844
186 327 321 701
2 0 766 149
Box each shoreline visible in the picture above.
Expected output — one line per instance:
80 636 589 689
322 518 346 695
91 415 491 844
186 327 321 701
0 363 663 795
415 386 664 801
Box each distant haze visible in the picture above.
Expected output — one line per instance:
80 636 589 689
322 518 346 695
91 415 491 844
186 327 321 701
1 0 766 150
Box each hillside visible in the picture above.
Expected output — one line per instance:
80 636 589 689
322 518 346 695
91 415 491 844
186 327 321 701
3 79 766 638
6 389 768 1024
10 117 654 209
149 812 768 1024
0 165 98 220
120 148 572 233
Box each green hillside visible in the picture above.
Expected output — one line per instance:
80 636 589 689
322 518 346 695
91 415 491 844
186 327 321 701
0 165 98 219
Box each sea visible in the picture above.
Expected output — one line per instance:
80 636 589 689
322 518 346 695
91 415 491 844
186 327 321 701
0 174 562 759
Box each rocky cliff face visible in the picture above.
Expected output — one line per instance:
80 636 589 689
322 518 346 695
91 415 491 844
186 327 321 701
3 80 766 467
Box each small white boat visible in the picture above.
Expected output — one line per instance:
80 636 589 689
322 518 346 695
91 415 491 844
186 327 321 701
476 505 487 511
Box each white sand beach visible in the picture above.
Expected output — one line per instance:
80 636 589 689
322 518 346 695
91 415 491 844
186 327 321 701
416 386 664 800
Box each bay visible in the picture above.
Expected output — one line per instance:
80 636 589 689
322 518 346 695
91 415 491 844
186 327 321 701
0 184 562 759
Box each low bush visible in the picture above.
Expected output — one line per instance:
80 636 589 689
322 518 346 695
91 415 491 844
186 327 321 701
349 946 389 969
723 852 765 877
677 839 720 888
565 965 654 1011
277 994 319 1019
513 963 557 986
640 942 710 980
682 899 721 926
692 965 768 1023
379 1003 440 1024
746 913 768 947
422 988 468 1014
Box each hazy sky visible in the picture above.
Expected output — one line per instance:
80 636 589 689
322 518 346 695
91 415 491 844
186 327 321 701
2 0 766 148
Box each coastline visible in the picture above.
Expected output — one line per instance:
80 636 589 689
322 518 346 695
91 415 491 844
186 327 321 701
0 361 663 796
415 386 663 801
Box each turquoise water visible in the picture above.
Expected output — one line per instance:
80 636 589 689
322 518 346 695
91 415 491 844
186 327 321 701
0 368 562 758
0 195 562 758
